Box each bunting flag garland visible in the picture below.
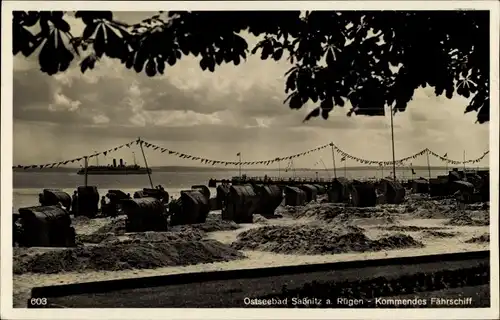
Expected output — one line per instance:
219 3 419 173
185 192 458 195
141 140 489 167
427 149 489 165
330 144 429 166
13 137 490 170
138 140 334 167
13 140 138 170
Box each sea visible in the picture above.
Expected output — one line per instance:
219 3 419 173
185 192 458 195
11 167 456 211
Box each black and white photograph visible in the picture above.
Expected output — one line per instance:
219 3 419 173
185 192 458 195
1 1 499 319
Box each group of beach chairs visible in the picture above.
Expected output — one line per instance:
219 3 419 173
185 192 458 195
13 167 489 248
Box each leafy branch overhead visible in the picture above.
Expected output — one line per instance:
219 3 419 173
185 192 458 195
13 10 490 123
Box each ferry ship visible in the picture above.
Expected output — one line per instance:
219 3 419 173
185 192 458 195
77 157 152 175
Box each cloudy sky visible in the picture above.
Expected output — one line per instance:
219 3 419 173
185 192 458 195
12 11 490 169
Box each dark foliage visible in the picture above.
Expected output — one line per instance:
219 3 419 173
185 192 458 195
13 10 490 123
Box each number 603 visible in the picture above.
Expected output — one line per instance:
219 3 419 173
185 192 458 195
29 298 47 306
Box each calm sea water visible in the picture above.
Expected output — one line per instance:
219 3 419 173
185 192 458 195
12 168 452 211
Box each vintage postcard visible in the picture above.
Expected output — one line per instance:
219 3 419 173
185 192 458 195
1 1 499 319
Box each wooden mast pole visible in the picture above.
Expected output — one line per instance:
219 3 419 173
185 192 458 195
84 156 88 187
138 137 154 189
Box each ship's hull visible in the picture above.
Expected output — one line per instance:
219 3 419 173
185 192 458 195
77 169 152 175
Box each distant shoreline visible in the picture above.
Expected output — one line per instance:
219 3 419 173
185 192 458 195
12 165 489 173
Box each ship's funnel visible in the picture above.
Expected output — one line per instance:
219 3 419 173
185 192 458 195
113 159 117 167
120 159 124 166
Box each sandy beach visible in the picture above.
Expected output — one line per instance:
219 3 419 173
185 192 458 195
12 196 490 308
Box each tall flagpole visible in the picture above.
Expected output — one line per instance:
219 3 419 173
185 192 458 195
445 153 448 174
138 137 154 189
238 153 242 178
330 143 337 179
344 159 347 177
390 106 397 181
463 150 467 181
84 156 88 187
277 159 281 178
426 150 432 180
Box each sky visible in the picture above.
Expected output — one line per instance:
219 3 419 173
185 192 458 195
12 11 490 169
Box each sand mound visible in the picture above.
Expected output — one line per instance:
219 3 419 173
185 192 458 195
231 225 423 255
278 197 489 223
72 216 91 223
374 234 424 249
92 214 239 235
466 203 490 211
376 204 408 214
465 234 490 244
92 216 127 235
317 195 329 203
378 225 450 232
75 214 238 244
446 213 489 226
290 203 345 220
127 231 204 242
406 198 489 221
13 239 244 274
406 201 455 219
421 230 457 238
253 214 270 224
275 205 304 216
170 214 241 233
76 233 118 244
77 229 206 245
281 203 397 224
71 216 116 235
